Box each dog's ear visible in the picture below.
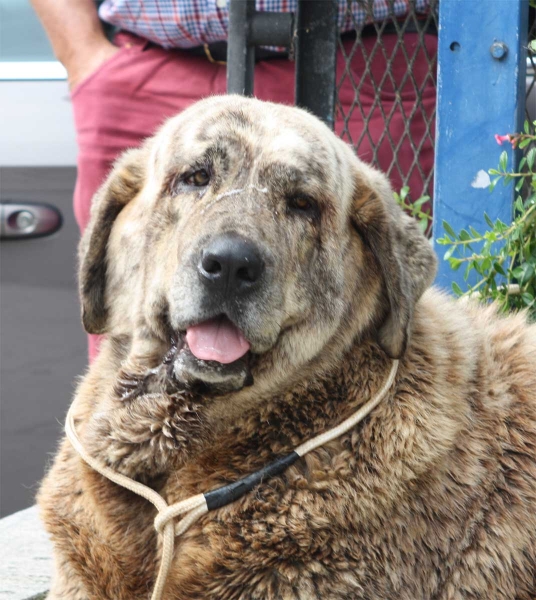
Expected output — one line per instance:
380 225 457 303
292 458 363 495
351 168 437 358
79 147 148 334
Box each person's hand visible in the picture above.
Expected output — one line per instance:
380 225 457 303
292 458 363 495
31 0 121 90
65 38 121 91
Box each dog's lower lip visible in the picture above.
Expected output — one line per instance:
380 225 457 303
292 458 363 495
182 343 250 366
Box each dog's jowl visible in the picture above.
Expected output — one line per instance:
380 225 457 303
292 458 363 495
39 96 536 600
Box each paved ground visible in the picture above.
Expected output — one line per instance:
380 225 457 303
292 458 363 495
0 505 52 599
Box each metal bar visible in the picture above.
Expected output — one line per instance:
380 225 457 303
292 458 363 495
250 12 293 47
227 0 256 96
295 0 338 129
432 0 529 291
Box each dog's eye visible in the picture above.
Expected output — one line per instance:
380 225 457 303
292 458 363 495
287 196 316 214
184 169 210 187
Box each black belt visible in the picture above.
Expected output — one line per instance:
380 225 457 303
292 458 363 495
185 18 437 64
184 42 286 64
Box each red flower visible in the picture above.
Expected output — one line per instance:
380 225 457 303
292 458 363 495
494 134 510 145
494 133 517 148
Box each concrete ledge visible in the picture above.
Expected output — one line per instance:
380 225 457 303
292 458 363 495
0 506 52 599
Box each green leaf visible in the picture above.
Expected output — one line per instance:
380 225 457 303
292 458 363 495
400 186 409 202
494 261 506 276
489 177 500 192
521 292 534 306
482 257 492 272
442 221 457 239
449 258 463 271
459 229 471 241
464 263 471 281
527 148 536 170
519 157 527 171
452 282 463 296
443 245 455 260
515 178 524 192
519 138 531 149
496 219 507 233
499 150 508 171
524 119 530 134
469 226 481 238
413 195 430 209
512 263 535 284
484 212 494 228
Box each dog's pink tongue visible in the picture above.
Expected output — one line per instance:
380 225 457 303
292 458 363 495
186 318 250 364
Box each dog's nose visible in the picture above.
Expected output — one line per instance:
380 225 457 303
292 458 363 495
198 233 264 295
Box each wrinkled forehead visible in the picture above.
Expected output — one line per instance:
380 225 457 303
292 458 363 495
144 97 361 220
155 99 340 179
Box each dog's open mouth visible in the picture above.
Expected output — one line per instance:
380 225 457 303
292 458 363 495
185 315 250 364
168 315 253 393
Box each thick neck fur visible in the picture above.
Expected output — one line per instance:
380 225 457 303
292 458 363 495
79 334 393 481
77 290 471 502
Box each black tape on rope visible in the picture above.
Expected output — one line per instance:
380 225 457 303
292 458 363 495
204 451 300 510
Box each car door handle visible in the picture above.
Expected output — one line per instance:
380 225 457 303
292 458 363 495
0 202 63 240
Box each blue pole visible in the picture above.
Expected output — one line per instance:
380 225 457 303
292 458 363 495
433 0 529 291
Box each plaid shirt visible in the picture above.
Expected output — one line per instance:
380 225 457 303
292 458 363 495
99 0 430 49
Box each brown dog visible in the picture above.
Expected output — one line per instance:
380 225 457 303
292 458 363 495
39 96 536 599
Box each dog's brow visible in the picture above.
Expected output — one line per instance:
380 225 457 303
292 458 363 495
202 142 229 164
258 160 327 189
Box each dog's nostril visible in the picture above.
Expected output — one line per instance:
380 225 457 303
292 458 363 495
202 255 222 274
237 266 257 282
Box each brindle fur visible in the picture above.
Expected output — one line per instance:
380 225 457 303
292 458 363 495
39 97 536 599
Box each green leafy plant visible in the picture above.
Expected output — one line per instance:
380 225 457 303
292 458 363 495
436 121 536 319
394 186 432 234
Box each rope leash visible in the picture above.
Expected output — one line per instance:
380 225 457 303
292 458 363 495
65 359 399 600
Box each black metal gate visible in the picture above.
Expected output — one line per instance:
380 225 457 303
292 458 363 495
227 0 535 203
227 0 438 199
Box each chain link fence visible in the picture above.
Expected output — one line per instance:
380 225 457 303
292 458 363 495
335 1 535 203
336 0 438 201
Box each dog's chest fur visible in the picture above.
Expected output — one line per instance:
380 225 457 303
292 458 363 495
39 296 536 600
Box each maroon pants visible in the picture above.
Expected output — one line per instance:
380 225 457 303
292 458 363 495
72 31 437 360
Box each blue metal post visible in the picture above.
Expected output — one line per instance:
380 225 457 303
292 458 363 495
433 0 529 290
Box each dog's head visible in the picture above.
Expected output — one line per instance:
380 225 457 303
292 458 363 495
80 96 436 396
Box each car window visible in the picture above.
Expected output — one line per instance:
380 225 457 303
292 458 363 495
0 0 66 79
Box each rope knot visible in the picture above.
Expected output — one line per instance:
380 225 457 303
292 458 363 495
153 495 207 535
